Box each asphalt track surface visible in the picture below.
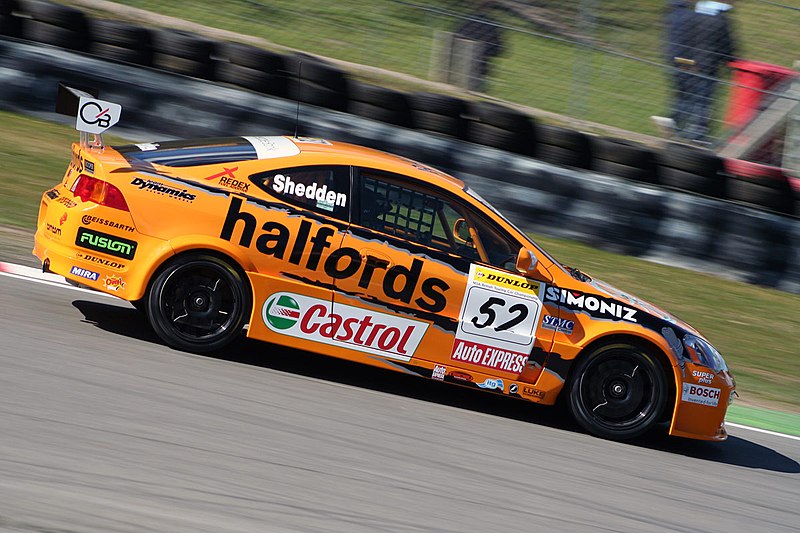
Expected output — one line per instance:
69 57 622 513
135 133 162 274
1 274 798 533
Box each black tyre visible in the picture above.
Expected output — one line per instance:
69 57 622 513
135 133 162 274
22 18 86 51
21 0 85 27
591 137 656 169
288 53 348 93
658 142 722 177
217 41 285 71
467 121 529 154
289 78 348 111
0 13 21 37
409 92 466 116
153 52 215 80
91 41 153 66
536 123 589 153
215 60 288 96
726 178 795 215
567 343 667 440
660 166 726 198
89 18 152 48
146 254 251 353
534 143 590 169
593 158 659 184
348 99 412 127
0 0 16 16
153 29 214 61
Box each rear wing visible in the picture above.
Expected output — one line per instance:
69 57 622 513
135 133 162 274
55 83 122 150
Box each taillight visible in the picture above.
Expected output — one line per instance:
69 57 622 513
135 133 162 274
71 174 129 211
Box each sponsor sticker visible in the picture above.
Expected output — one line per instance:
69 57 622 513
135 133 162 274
521 386 545 400
476 378 504 391
432 364 446 381
540 315 574 334
243 136 300 159
450 264 542 374
76 252 125 270
135 142 159 151
691 370 714 385
104 275 125 292
262 292 429 362
205 166 250 193
45 223 62 237
130 177 196 202
681 383 721 407
69 266 99 281
84 160 95 174
56 196 77 208
509 383 518 394
81 214 135 232
59 213 67 226
75 227 137 260
544 287 638 323
447 371 473 382
76 97 121 135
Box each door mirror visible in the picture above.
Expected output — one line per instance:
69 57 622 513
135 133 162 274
453 218 472 244
516 247 552 281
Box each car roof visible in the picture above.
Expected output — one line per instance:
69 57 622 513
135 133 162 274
112 135 467 193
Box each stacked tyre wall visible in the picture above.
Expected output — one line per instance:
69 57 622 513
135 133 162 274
1 35 799 294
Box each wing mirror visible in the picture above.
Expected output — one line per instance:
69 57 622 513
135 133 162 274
515 247 552 281
453 218 473 244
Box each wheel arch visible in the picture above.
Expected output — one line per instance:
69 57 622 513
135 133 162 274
565 332 679 421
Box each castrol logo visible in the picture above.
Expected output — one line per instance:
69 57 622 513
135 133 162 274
262 292 428 362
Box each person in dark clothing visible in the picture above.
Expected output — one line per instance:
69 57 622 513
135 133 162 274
681 1 737 143
454 3 504 92
663 0 698 134
654 1 737 144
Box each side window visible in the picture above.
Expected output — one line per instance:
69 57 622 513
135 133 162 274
356 169 518 269
252 165 350 220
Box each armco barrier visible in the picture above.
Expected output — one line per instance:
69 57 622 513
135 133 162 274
1 38 798 294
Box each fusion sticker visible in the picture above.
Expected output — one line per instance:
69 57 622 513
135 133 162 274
262 292 429 362
75 227 137 260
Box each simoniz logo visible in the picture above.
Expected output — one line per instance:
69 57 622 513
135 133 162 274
221 197 449 313
131 177 196 201
544 287 637 322
262 292 428 361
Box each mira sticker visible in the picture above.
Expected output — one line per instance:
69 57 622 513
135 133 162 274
262 292 428 361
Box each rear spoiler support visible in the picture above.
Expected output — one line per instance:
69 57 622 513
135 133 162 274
55 83 122 151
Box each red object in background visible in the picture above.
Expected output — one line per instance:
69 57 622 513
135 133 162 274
724 60 797 130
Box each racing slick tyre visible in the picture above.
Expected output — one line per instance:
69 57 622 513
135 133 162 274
146 254 251 353
567 342 667 440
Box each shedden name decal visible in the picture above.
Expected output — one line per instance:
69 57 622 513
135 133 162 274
221 197 449 313
262 292 428 361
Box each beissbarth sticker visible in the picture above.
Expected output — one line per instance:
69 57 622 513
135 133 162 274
450 264 543 374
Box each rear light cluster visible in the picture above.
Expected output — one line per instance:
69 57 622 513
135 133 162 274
71 174 129 211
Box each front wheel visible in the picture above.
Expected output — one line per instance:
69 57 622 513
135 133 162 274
567 343 667 440
146 254 251 353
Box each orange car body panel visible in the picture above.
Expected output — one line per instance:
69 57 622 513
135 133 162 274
34 136 734 441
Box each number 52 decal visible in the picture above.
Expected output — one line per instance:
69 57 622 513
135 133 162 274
460 285 541 347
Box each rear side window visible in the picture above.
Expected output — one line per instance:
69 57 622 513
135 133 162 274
252 165 350 220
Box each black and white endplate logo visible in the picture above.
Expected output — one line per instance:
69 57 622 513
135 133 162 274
76 97 121 134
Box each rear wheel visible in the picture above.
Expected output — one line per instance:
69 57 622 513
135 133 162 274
567 343 667 440
146 254 250 353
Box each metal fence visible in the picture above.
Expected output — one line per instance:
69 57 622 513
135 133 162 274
229 0 799 155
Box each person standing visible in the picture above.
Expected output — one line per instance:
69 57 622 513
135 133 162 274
454 2 504 92
657 0 698 136
682 1 737 144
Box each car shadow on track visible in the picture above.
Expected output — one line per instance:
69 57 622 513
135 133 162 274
73 298 800 474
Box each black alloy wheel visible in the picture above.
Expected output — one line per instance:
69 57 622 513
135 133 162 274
147 254 250 353
567 343 667 440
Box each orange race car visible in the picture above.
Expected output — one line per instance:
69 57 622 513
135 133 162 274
33 87 734 441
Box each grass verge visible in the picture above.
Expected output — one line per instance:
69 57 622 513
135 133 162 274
1 110 798 413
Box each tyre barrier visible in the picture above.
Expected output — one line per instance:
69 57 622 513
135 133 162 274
657 142 726 199
533 123 591 170
5 1 799 218
287 53 349 112
152 29 216 80
723 159 796 216
89 18 153 66
465 100 534 156
348 80 413 128
590 136 660 185
215 41 288 98
18 0 88 52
